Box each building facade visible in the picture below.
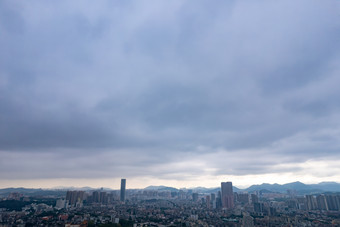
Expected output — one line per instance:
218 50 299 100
221 181 234 209
120 179 126 202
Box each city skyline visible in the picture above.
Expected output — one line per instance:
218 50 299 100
1 0 340 189
3 180 340 226
1 179 340 192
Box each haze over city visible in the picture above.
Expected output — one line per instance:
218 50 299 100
1 0 340 189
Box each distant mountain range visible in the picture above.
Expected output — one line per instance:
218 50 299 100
144 185 179 192
190 181 340 194
1 181 340 196
0 187 66 197
245 181 340 194
143 182 340 194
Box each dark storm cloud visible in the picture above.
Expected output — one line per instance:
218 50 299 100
0 0 340 182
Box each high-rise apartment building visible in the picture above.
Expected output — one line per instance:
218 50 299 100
306 195 317 210
316 195 328 210
192 193 198 202
251 194 259 204
66 191 85 206
206 195 211 208
221 181 234 209
237 193 250 204
120 179 126 202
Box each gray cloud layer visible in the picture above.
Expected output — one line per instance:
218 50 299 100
1 0 340 185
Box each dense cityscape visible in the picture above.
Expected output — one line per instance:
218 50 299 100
1 180 340 227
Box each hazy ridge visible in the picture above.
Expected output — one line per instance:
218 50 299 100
1 181 340 196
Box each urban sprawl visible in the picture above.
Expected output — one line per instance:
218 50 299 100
1 180 340 226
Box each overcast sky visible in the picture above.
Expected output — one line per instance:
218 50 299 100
1 0 340 189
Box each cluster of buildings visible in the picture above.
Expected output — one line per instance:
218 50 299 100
57 180 237 211
1 180 340 226
304 194 340 211
55 179 127 209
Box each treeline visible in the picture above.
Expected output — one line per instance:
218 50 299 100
0 200 31 211
0 198 56 211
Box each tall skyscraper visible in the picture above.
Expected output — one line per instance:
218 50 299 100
192 193 198 202
316 195 328 210
206 195 211 208
120 179 126 202
216 191 222 208
221 181 234 209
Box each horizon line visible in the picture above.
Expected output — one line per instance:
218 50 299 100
1 180 340 191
